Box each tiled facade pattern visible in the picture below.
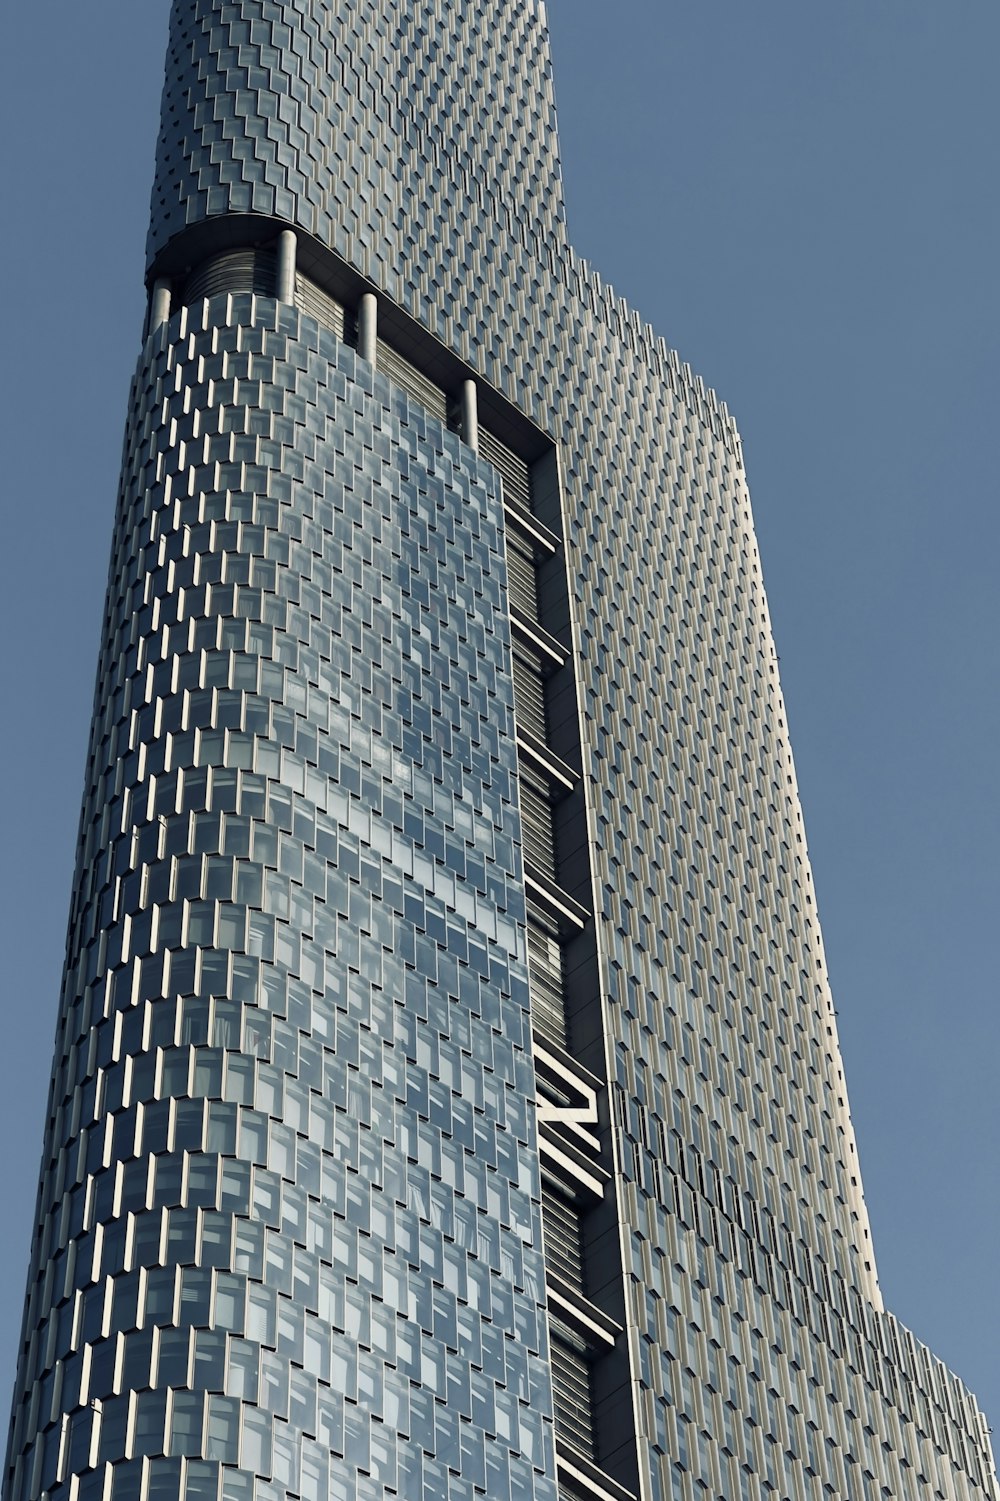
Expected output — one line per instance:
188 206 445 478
6 3 997 1501
148 0 564 397
554 290 997 1501
5 302 557 1501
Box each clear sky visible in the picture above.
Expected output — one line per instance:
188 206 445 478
1 0 996 1439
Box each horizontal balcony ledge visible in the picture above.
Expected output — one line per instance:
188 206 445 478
537 1113 603 1159
539 1124 609 1199
524 866 589 930
547 1275 623 1348
533 1038 606 1100
510 609 568 668
503 497 561 555
515 728 578 792
556 1445 638 1501
147 213 556 465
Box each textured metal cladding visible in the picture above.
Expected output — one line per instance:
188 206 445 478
147 0 565 402
4 0 997 1499
4 299 558 1501
555 290 998 1501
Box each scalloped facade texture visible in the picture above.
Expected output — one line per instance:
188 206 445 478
5 5 997 1501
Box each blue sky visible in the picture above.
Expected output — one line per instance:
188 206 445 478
1 0 996 1435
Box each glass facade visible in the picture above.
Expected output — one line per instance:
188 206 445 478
4 4 997 1501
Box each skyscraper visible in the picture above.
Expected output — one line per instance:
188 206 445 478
4 2 996 1500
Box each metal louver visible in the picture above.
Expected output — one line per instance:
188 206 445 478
542 1187 585 1290
519 767 556 880
549 1321 596 1460
512 641 547 743
184 248 276 303
479 425 533 512
295 276 350 342
505 525 540 619
375 340 448 420
526 902 567 1049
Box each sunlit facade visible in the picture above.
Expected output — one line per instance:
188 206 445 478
4 4 997 1501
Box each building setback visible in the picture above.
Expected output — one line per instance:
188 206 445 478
4 4 997 1501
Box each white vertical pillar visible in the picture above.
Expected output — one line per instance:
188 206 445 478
461 379 479 453
358 293 378 366
276 229 297 303
149 279 172 331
